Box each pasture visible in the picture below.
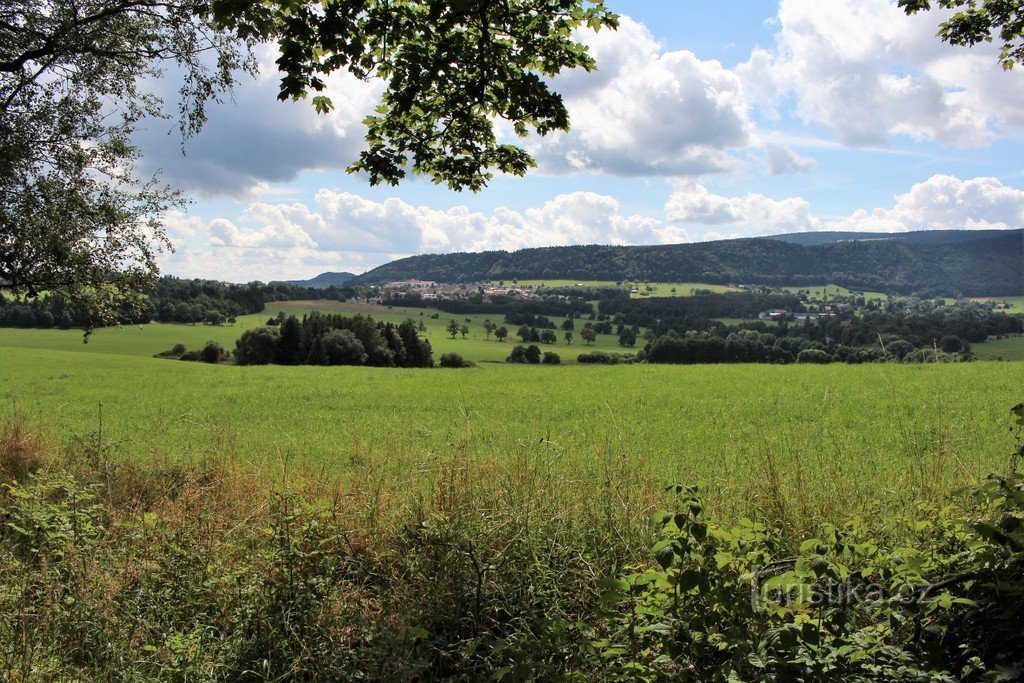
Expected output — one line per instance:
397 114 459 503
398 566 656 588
778 284 889 302
1 341 1021 531
970 295 1024 313
974 334 1024 361
0 300 636 364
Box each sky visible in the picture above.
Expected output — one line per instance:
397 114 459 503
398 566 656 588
139 0 1024 282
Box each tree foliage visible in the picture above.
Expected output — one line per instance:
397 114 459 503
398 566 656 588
0 0 252 331
901 0 1024 69
210 0 618 191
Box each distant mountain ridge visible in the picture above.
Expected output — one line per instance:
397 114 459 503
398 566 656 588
288 271 356 288
346 229 1023 297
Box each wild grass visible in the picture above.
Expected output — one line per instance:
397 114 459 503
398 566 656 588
1 345 1020 535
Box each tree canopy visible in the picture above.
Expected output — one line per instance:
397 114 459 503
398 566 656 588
900 0 1024 69
1 0 616 329
210 0 618 191
0 0 252 330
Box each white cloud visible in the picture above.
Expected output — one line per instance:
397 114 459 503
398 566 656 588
159 190 692 279
739 0 1024 148
530 17 754 177
763 143 816 175
136 46 382 198
830 174 1024 231
665 181 821 234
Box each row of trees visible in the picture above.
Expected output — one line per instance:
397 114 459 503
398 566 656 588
0 277 325 331
644 329 976 366
235 313 432 368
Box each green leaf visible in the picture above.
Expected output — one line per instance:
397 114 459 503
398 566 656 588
655 545 675 570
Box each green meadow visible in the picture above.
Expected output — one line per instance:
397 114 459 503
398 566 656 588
2 298 1022 529
974 334 1024 361
778 284 889 302
0 300 634 364
970 295 1024 312
2 339 1021 527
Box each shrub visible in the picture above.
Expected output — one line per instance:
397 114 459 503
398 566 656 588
154 343 187 359
577 352 635 365
588 461 1024 681
796 348 832 364
439 352 474 368
542 352 561 365
321 329 368 366
199 340 227 364
178 350 201 361
235 326 280 365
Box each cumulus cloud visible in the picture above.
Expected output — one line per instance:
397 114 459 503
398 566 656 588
665 180 821 234
135 47 382 198
763 143 816 175
738 0 1024 147
829 175 1024 231
158 190 692 279
529 17 754 177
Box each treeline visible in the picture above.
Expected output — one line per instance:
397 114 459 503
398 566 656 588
598 291 806 327
350 230 1023 297
382 294 591 318
234 312 432 368
642 306 1024 365
0 277 351 330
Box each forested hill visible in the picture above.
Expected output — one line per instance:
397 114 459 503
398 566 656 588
287 271 356 288
347 229 1023 296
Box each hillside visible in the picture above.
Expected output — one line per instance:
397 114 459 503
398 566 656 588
348 229 1023 296
287 271 356 288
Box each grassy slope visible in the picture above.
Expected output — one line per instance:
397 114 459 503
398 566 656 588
778 284 890 302
1 342 1021 525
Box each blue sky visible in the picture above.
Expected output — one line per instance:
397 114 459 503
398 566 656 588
144 0 1024 281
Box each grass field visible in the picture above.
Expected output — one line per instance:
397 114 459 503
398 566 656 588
778 284 889 302
1 341 1021 529
974 335 1024 361
0 300 636 364
970 295 1024 313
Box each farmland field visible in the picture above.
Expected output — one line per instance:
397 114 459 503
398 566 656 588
778 284 889 302
974 334 1024 361
969 295 1024 313
2 338 1021 529
0 300 637 364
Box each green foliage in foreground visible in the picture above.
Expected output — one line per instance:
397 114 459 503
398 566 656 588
1 411 1022 680
595 472 1024 680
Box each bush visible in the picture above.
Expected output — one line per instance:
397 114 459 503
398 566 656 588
321 329 368 366
542 351 561 365
796 348 832 364
235 326 280 365
154 343 187 359
507 345 542 364
199 340 227 364
577 352 635 365
178 350 201 361
588 463 1024 681
439 352 475 368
